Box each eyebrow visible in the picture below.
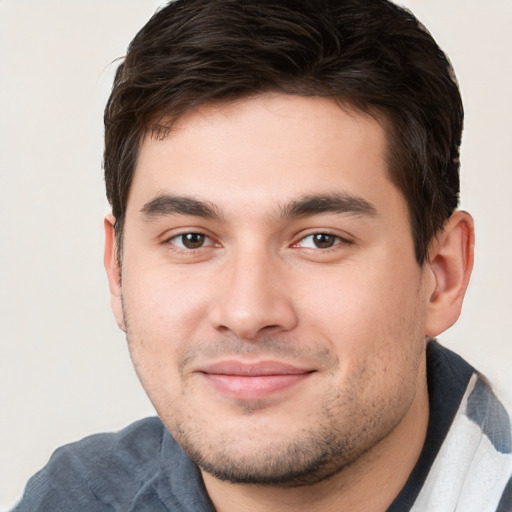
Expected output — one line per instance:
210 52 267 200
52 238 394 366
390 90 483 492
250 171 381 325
279 192 377 220
141 194 222 220
140 192 377 221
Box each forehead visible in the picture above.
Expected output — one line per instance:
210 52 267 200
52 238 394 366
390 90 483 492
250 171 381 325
128 93 402 219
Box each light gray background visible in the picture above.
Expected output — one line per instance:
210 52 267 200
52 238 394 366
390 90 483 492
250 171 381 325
1 0 511 509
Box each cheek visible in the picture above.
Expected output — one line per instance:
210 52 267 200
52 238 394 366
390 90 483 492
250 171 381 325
123 262 213 336
120 264 217 396
296 257 426 366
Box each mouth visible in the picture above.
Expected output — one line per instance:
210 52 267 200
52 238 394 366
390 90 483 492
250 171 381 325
195 360 316 401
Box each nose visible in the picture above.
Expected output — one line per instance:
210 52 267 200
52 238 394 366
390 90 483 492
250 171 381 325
208 248 299 340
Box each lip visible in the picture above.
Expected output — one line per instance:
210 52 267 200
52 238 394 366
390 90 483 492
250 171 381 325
195 360 315 401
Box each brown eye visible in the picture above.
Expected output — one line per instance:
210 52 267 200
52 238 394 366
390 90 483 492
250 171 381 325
294 233 348 250
312 233 337 248
169 232 212 250
181 233 206 249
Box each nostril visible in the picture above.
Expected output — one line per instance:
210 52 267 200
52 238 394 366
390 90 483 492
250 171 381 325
216 325 232 335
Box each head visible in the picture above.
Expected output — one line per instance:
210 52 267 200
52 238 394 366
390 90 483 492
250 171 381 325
103 0 473 494
104 0 463 266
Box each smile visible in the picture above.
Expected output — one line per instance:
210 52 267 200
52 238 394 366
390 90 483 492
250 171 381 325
196 361 316 401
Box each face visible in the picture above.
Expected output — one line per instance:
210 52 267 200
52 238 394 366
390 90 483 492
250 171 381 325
110 94 433 486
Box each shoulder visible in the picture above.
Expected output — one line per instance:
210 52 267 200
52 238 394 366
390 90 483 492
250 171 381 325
413 343 512 511
13 417 169 512
41 416 166 485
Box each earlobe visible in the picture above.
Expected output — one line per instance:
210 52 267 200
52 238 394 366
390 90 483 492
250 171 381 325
104 214 126 332
424 211 475 337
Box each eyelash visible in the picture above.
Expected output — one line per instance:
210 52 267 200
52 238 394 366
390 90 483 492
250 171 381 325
292 232 353 250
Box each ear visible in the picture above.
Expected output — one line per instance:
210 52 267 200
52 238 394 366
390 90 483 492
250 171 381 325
424 211 475 337
104 214 126 332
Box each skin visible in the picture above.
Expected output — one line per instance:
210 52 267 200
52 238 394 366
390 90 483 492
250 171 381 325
105 93 474 511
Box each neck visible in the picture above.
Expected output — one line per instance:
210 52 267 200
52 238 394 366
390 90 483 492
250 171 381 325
203 374 429 512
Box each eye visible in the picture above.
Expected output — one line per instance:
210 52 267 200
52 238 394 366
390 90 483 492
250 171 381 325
295 233 348 249
168 232 214 250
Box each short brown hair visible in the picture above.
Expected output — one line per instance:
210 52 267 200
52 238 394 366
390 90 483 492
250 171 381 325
104 0 463 264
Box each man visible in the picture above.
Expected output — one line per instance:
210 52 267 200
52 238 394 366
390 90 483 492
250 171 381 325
13 0 512 510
